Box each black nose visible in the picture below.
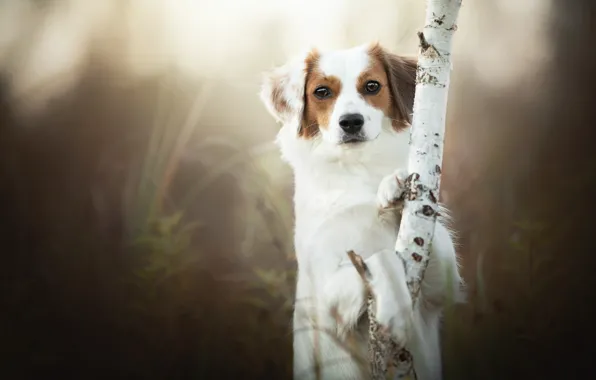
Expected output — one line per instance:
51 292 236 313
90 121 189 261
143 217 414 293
338 113 364 134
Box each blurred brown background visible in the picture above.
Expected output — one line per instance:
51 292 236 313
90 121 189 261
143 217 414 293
1 0 595 379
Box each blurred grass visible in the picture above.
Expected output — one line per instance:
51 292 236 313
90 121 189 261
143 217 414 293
0 70 298 379
121 76 298 378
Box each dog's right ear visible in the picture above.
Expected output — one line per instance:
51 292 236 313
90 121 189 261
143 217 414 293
259 50 316 129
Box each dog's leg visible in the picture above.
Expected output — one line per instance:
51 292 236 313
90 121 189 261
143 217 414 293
317 235 456 380
293 269 370 380
377 170 464 380
293 247 414 380
422 219 464 311
405 222 462 380
327 249 414 346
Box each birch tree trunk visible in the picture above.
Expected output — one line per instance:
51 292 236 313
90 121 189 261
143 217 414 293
367 0 462 378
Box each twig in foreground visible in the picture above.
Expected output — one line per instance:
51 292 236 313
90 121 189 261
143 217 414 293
347 251 415 379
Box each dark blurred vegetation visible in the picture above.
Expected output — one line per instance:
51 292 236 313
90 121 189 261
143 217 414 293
441 0 596 378
1 0 596 379
0 69 296 379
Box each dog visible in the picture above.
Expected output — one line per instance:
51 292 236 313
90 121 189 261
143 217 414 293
259 42 464 380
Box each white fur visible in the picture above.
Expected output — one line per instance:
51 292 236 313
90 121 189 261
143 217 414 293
260 44 463 380
317 45 387 145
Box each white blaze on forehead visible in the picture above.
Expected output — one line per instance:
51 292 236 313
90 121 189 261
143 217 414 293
317 44 371 87
313 44 388 143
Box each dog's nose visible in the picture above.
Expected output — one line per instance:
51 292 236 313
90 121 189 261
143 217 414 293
338 113 364 134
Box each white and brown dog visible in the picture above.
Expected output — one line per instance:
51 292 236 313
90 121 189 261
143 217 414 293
259 42 463 380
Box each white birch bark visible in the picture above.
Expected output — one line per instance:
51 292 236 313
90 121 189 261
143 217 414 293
398 0 461 308
367 0 463 378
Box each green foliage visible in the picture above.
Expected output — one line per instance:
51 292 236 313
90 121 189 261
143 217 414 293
128 211 204 306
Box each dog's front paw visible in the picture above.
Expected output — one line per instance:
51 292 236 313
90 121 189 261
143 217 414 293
322 270 366 337
374 294 414 347
377 168 409 209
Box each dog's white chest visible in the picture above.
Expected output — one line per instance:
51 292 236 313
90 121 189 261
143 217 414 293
294 187 398 263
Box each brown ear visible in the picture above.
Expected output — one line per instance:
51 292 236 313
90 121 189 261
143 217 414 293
259 50 318 128
259 65 304 126
387 54 417 123
372 45 418 124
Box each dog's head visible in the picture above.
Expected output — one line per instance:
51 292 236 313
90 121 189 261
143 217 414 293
260 43 417 165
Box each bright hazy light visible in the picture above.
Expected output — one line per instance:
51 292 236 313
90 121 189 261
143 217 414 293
0 0 552 115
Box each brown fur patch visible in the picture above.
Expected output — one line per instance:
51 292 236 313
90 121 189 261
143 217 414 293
270 75 289 116
300 50 342 139
368 43 418 131
357 55 393 126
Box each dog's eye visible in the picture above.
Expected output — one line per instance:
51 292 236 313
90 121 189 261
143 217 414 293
314 86 332 99
364 80 381 94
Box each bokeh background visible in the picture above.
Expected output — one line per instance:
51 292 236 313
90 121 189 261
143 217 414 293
1 0 595 379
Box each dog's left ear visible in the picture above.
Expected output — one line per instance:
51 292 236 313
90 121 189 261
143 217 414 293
372 44 418 124
259 52 312 128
